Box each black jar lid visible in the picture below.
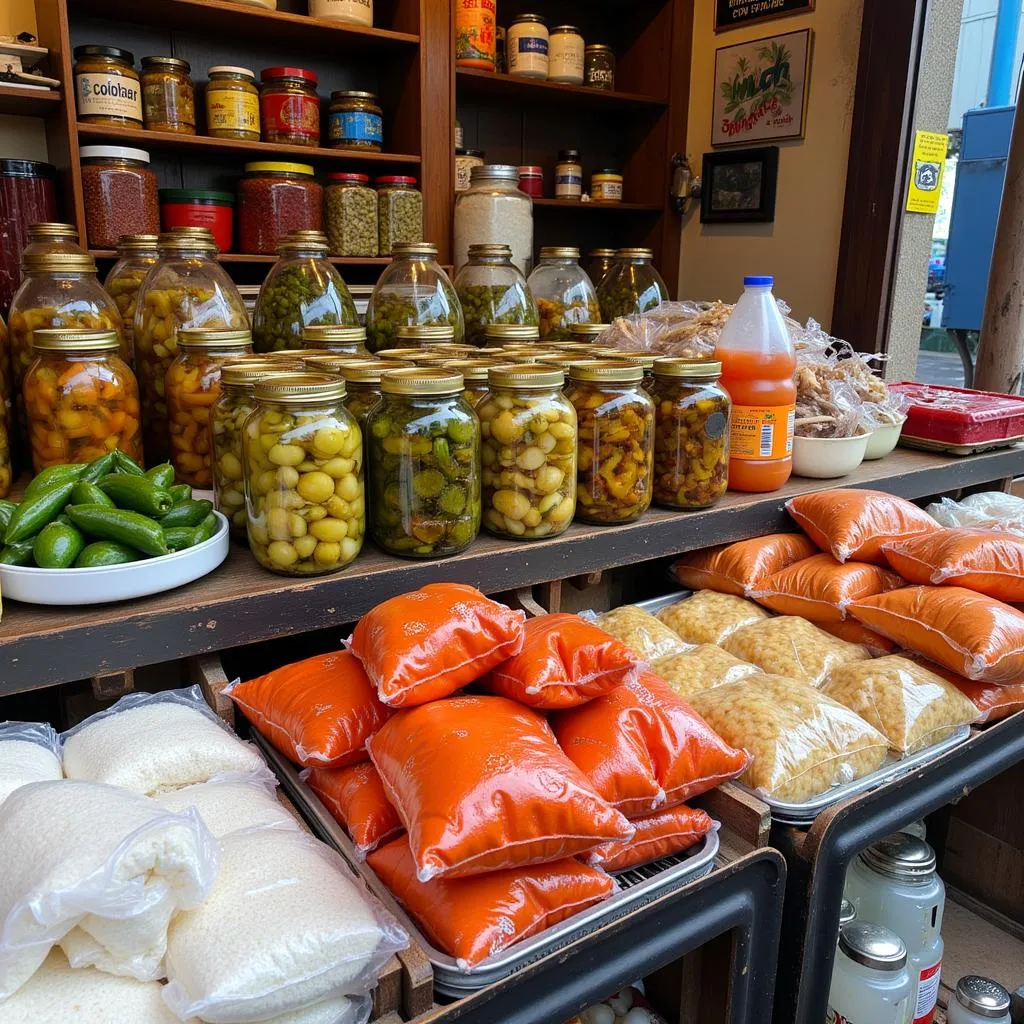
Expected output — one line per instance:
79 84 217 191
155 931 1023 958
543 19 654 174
558 149 582 161
0 159 56 179
74 44 135 64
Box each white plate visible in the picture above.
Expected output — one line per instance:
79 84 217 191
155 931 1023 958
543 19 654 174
0 512 230 605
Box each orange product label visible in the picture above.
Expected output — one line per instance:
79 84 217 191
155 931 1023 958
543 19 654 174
729 404 795 460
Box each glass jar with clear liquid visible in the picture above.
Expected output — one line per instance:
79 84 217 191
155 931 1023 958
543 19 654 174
828 921 912 1024
947 976 1011 1024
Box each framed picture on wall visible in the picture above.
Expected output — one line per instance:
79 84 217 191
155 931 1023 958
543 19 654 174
714 0 815 33
700 147 779 223
711 28 812 146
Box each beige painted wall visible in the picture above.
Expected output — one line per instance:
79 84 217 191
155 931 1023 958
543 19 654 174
1 1 38 37
678 0 864 327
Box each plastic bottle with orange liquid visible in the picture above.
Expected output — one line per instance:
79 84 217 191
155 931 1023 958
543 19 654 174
715 276 796 492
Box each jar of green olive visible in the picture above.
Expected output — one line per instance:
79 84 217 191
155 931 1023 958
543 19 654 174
453 243 538 347
478 364 577 540
243 371 364 575
368 368 481 558
301 324 369 356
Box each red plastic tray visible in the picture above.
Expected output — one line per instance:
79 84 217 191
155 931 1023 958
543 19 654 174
889 381 1024 445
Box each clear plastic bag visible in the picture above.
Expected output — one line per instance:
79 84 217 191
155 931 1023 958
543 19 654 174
655 592 769 646
925 491 1024 535
274 994 372 1024
591 606 691 661
0 722 62 807
650 645 762 700
599 301 727 357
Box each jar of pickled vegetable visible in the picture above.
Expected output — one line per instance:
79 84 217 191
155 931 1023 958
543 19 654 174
252 232 357 352
567 361 654 524
0 313 11 496
651 358 730 510
301 325 369 356
24 328 143 472
484 324 541 348
395 324 456 348
243 372 364 575
134 231 248 464
441 359 492 406
141 56 196 134
478 364 577 540
526 247 602 341
453 243 538 348
368 368 480 557
597 248 669 321
73 45 142 127
104 234 159 350
586 249 616 289
365 242 464 351
205 66 260 141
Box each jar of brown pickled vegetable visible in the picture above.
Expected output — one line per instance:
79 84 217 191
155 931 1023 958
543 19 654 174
141 56 196 134
301 325 369 356
651 358 730 510
24 328 143 472
567 360 654 524
73 45 142 127
478 364 577 540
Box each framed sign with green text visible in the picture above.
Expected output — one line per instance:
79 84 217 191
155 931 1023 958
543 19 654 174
715 0 815 32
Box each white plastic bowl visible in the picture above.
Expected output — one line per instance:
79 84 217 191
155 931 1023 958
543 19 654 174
863 416 906 460
792 433 869 479
0 511 229 605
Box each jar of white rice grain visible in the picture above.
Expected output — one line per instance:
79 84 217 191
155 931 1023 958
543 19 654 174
454 164 534 277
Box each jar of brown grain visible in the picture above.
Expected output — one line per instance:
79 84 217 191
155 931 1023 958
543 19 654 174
79 146 160 251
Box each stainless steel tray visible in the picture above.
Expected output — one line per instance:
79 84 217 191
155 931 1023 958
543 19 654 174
253 732 720 997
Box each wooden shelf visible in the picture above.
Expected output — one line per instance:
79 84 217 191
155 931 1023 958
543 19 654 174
532 198 663 213
456 68 668 110
89 249 391 267
0 85 61 117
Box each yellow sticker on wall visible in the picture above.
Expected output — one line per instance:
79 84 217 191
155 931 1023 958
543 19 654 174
906 130 949 214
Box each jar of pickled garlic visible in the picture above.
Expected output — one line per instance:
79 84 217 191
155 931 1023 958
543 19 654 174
301 325 369 356
650 358 730 510
24 328 143 473
166 327 253 486
243 372 364 575
527 246 602 341
0 314 11 496
104 234 159 351
367 368 481 558
134 230 248 464
566 360 654 524
478 364 577 540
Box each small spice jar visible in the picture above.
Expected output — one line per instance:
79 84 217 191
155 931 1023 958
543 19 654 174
24 328 143 473
586 248 616 288
328 91 383 151
591 169 624 203
260 67 320 147
79 146 160 251
508 14 549 79
555 150 583 200
549 26 585 85
650 359 730 510
301 325 369 356
141 56 195 134
584 45 616 91
325 173 378 257
455 0 497 71
947 977 1012 1024
104 234 159 350
309 0 373 25
205 66 260 141
375 176 423 255
238 162 324 255
455 149 485 193
517 165 544 198
73 45 142 127
159 189 235 253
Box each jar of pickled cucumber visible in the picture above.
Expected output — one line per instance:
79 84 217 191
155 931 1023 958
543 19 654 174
597 248 669 321
650 358 730 510
104 234 160 351
368 368 480 557
166 328 253 486
484 324 541 348
365 242 464 351
24 328 143 472
566 360 654 524
300 324 369 356
453 243 538 348
478 364 577 540
253 231 358 352
0 313 12 496
527 247 602 341
243 372 364 575
134 230 248 464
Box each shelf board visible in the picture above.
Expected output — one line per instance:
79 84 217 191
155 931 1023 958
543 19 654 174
0 85 61 117
456 68 668 110
532 198 663 213
76 123 421 166
89 249 391 267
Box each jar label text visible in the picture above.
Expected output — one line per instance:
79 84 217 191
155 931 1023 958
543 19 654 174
729 404 795 460
76 72 143 122
207 89 260 133
329 110 383 144
262 93 319 141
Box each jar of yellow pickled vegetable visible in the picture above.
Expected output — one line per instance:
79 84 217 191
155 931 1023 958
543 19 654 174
0 313 11 496
300 324 369 356
243 372 364 575
24 328 142 472
22 222 86 259
566 360 654 524
134 230 248 464
104 233 159 351
166 327 253 486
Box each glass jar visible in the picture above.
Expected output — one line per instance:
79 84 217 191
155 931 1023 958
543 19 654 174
325 173 378 257
454 164 533 275
484 324 541 348
24 328 142 472
584 44 616 91
376 177 423 256
328 91 383 152
566 361 654 524
598 248 669 320
79 146 159 250
619 352 657 390
141 56 195 134
829 923 911 1024
478 365 576 540
454 243 538 347
496 25 507 73
554 149 583 200
591 169 624 203
104 234 159 352
650 359 730 510
260 67 320 147
301 325 369 356
252 232 357 352
366 242 464 351
455 149 486 193
586 248 617 289
517 165 544 198
527 246 601 341
243 372 364 575
0 160 57 312
396 325 456 347
134 231 248 464
368 368 480 558
455 0 497 71
0 313 11 495
238 162 324 255
205 66 260 141
166 328 253 486
549 26 584 85
568 323 610 344
310 0 373 25
508 14 549 79
442 359 492 406
73 45 142 127
947 977 1012 1024
332 359 398 427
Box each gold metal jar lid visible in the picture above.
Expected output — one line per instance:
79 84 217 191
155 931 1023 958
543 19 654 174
583 345 621 356
467 242 513 259
159 228 218 253
22 253 97 273
568 324 610 339
258 349 307 361
485 324 541 342
28 222 79 241
391 242 437 258
396 325 456 344
539 246 580 260
302 352 374 371
254 372 347 403
177 328 253 349
380 367 464 396
617 353 657 370
567 360 644 384
301 325 367 346
116 233 160 254
615 247 654 260
537 352 585 367
142 55 191 72
488 364 564 389
431 342 480 355
279 230 329 254
441 358 493 383
339 358 411 383
588 247 616 257
506 349 562 362
653 358 723 379
31 328 119 351
221 361 292 387
377 347 440 361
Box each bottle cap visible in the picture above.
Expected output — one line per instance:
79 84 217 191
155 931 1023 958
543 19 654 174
744 275 774 287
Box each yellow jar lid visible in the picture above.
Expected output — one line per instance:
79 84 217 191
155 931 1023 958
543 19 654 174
506 350 562 363
27 222 79 241
484 324 541 342
116 233 160 253
380 367 464 396
440 358 493 383
617 353 657 369
303 353 380 372
22 253 97 273
254 371 346 403
567 360 644 384
159 229 218 253
653 358 723 379
431 343 480 355
339 358 411 383
31 328 119 352
278 230 329 253
244 161 315 175
537 353 586 367
488 364 564 389
177 328 252 349
377 347 438 361
615 247 654 260
221 361 293 386
396 325 456 344
301 325 367 346
538 246 580 259
567 324 610 339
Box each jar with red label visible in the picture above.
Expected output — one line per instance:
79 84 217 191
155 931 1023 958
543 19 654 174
160 189 235 252
260 67 320 147
518 165 544 198
238 162 324 255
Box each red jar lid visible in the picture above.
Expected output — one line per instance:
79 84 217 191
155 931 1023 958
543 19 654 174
519 165 543 176
326 172 371 183
375 176 418 186
261 66 318 85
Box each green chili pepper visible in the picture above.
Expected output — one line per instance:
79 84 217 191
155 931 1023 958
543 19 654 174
22 464 87 501
145 463 176 489
158 499 214 529
33 521 86 568
79 452 119 484
0 540 36 565
97 474 173 517
169 484 193 504
0 500 17 535
4 480 77 544
113 450 146 477
74 541 139 568
192 513 219 544
64 505 168 557
72 481 115 508
163 526 198 552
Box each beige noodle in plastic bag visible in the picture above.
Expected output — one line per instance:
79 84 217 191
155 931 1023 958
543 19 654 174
593 606 691 661
655 591 769 646
650 645 762 700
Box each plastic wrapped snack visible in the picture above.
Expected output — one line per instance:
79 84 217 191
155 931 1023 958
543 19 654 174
822 656 979 755
600 301 727 358
650 645 762 700
926 491 1024 535
655 591 769 646
818 620 896 656
592 606 691 661
0 722 62 807
586 805 715 872
722 616 870 687
672 533 818 596
689 675 889 802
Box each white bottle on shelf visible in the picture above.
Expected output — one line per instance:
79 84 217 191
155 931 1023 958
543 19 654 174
828 921 912 1024
946 976 1012 1023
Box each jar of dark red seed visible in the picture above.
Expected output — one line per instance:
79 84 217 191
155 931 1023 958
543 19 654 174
238 162 324 255
0 160 57 312
517 165 544 198
260 66 320 147
79 146 159 250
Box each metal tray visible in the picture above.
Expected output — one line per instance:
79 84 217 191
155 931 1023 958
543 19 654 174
253 732 720 997
898 433 1024 456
